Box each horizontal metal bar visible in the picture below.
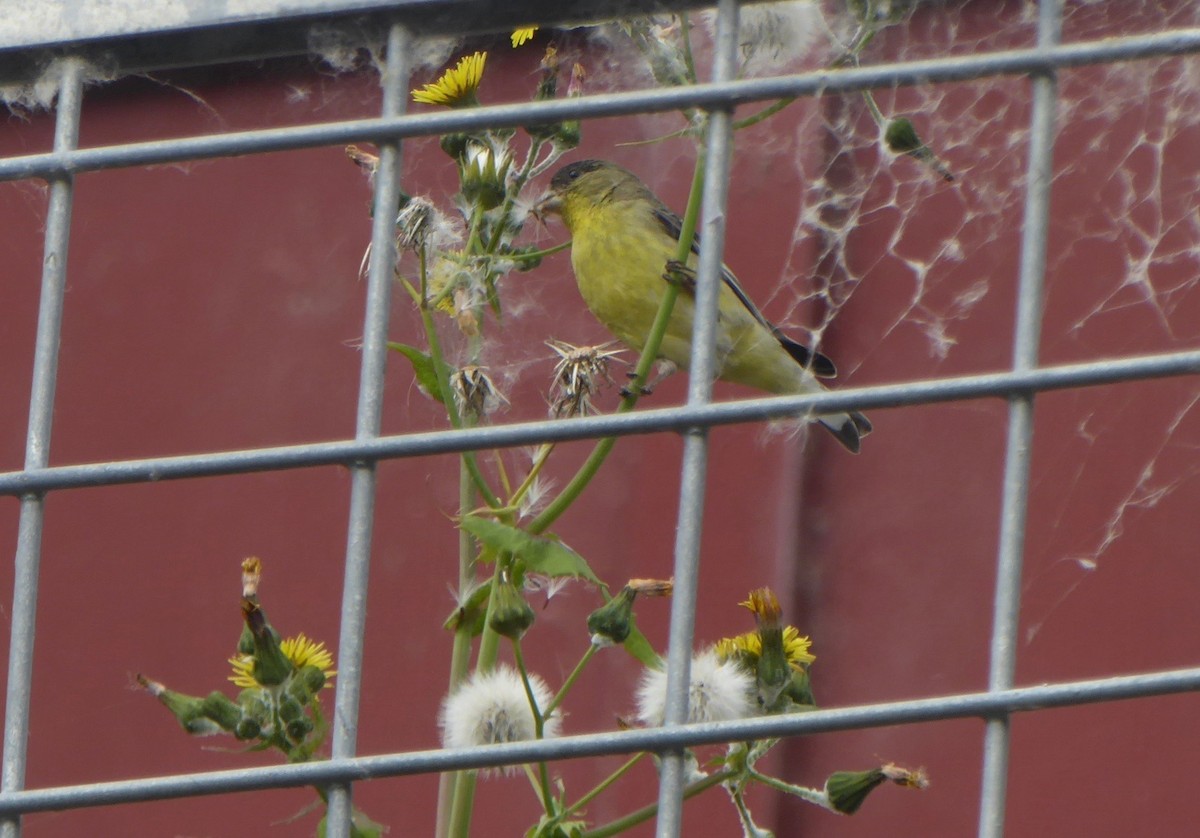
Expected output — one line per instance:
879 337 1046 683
0 27 1197 183
0 665 1194 817
0 349 1196 497
0 0 720 57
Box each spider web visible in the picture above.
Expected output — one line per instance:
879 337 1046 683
557 0 1200 647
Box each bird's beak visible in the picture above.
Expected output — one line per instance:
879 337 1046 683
531 189 562 224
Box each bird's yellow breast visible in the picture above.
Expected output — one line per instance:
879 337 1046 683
564 195 812 395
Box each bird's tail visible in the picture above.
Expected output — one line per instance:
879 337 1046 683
818 411 873 454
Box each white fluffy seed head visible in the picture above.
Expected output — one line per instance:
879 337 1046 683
439 665 561 761
635 649 755 727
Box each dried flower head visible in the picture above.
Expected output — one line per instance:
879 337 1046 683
451 365 509 418
440 665 561 769
568 62 586 97
241 556 262 599
882 762 930 790
548 340 624 417
412 51 486 107
344 144 380 180
635 649 754 727
395 196 436 251
628 578 673 597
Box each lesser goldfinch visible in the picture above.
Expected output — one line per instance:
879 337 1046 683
539 159 871 453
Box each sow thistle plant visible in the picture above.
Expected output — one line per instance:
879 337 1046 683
138 558 382 836
350 9 939 836
137 7 940 837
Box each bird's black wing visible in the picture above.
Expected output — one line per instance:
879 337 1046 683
652 205 838 379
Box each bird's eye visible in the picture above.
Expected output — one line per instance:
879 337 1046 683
568 168 581 180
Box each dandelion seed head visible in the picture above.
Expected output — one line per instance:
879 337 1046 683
635 649 754 727
440 666 561 769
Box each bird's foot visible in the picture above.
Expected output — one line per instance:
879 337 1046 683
662 260 696 293
620 371 654 398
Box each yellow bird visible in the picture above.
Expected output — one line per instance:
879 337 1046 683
539 159 871 453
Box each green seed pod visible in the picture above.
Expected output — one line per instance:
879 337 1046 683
885 117 922 154
489 578 536 640
586 586 636 647
825 768 887 815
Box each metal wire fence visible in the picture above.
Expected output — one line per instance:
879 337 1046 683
2 2 1199 837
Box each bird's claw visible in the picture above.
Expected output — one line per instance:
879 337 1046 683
662 260 696 292
620 371 654 398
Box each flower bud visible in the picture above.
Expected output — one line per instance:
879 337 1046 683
440 131 470 160
824 768 887 815
784 666 816 707
289 665 328 703
200 691 244 732
238 689 270 723
460 141 511 210
234 717 262 741
884 117 922 154
138 675 222 736
277 693 304 724
241 599 293 686
825 764 928 814
741 588 790 711
286 715 315 743
488 577 536 640
587 586 636 646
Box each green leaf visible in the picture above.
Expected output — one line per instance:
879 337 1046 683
387 342 445 404
460 516 601 584
621 620 662 670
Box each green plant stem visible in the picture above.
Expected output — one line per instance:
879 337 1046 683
580 768 735 838
436 459 482 838
561 752 646 820
544 643 596 718
748 769 835 811
418 300 501 508
487 138 544 254
512 640 555 815
445 552 506 838
528 156 708 535
515 239 572 261
861 89 886 127
445 766 478 838
733 97 797 131
474 553 506 670
508 443 555 514
680 11 698 84
465 200 486 254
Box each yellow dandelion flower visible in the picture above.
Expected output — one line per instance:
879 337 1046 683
715 625 815 669
281 634 336 677
228 633 336 689
412 51 487 107
511 27 538 47
228 654 257 689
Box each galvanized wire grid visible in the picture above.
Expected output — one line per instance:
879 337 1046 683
2 2 1200 837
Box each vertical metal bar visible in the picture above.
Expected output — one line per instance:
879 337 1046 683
324 23 410 838
977 2 1062 836
655 1 740 834
0 58 85 838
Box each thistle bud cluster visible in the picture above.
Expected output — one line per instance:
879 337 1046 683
139 558 335 763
